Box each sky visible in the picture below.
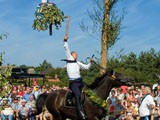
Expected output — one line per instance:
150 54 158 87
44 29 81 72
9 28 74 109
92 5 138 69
0 0 160 68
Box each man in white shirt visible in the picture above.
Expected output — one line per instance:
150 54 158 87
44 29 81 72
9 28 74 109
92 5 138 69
139 86 155 120
63 35 93 120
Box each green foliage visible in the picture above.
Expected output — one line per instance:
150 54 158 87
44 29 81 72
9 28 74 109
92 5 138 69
35 59 53 75
0 34 12 97
81 63 100 84
108 48 160 84
33 4 64 31
48 67 68 87
0 66 12 84
9 48 160 88
0 83 12 97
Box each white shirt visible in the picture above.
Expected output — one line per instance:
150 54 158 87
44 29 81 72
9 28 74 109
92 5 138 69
64 42 92 80
33 90 42 99
2 107 13 115
139 94 155 117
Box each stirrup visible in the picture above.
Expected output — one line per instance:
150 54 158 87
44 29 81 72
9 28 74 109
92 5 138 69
79 111 87 120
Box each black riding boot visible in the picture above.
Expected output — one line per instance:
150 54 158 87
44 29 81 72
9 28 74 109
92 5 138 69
75 96 86 120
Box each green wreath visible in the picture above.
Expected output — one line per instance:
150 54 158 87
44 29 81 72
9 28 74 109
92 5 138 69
32 4 64 32
84 88 107 110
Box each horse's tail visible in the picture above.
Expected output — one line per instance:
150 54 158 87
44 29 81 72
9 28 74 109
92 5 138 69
30 93 49 116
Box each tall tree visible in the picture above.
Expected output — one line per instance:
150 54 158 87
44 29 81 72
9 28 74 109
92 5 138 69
35 59 53 75
81 0 124 74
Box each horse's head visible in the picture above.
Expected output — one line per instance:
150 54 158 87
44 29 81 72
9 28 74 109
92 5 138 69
110 71 133 87
87 70 134 100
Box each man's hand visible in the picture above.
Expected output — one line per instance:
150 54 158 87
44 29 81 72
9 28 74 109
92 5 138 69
90 58 94 63
64 35 68 42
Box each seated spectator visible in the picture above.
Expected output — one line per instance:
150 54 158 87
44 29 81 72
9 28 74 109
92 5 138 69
18 85 25 97
35 106 53 120
109 97 126 120
11 97 21 120
16 99 29 120
11 86 18 101
42 106 53 120
124 112 134 120
23 87 33 102
27 95 36 120
1 101 13 120
16 95 23 102
0 98 9 106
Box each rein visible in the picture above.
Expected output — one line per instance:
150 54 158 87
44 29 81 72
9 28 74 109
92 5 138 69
86 54 108 71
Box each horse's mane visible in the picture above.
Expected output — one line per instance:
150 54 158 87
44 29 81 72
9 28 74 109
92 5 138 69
87 71 112 89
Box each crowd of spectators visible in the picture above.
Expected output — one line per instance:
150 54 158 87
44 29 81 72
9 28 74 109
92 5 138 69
0 82 160 120
107 85 160 120
0 83 68 120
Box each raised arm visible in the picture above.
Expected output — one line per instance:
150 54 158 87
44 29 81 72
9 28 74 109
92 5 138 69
63 35 73 60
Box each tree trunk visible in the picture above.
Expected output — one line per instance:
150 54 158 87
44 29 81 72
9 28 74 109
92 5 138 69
100 0 109 75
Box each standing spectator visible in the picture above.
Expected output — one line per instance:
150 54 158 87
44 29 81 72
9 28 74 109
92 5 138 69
117 88 124 100
152 83 158 96
126 89 135 102
155 86 160 106
41 86 48 93
33 85 42 100
121 85 128 99
139 86 155 120
109 90 117 107
33 78 38 86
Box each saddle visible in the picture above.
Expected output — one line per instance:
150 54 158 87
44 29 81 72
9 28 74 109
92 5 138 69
64 90 85 108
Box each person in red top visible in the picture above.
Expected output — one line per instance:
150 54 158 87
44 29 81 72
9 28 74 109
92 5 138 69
18 85 25 97
121 85 128 94
121 85 128 99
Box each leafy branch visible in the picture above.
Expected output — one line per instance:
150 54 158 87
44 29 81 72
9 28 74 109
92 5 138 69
84 88 107 110
32 4 64 32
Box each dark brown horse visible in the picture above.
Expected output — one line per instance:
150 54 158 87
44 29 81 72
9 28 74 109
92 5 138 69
33 71 132 120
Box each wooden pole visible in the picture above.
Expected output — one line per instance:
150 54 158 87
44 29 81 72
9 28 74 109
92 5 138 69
65 16 70 36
